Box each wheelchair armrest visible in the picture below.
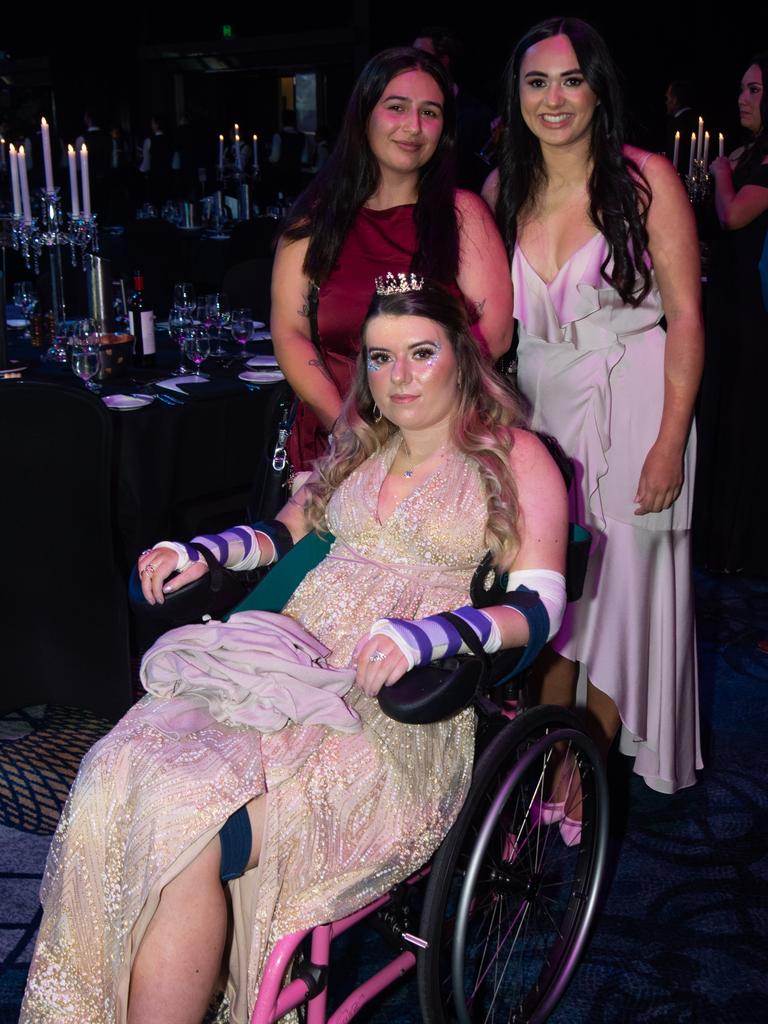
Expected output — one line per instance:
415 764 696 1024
377 647 525 725
128 558 265 627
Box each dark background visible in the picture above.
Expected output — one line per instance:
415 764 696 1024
0 2 760 164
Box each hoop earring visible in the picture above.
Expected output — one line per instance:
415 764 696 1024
372 403 382 423
457 369 463 390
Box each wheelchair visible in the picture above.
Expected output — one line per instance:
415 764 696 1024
130 508 608 1024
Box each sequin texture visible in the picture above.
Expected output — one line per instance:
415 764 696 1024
21 439 487 1024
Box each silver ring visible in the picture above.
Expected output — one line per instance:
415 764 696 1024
140 549 153 557
144 563 157 577
368 649 387 663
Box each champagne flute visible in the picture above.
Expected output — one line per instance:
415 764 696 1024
230 307 253 353
169 305 193 375
184 325 210 376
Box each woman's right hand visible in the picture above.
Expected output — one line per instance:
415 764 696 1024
137 546 209 605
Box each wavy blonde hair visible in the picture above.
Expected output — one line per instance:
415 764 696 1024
303 284 530 569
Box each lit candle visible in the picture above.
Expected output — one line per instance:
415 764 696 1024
719 133 725 158
40 116 54 192
688 133 696 177
672 131 680 170
253 134 259 174
67 145 79 216
218 134 224 172
0 137 5 175
697 117 704 162
80 143 91 219
8 143 21 217
702 131 710 167
18 145 32 224
234 133 242 170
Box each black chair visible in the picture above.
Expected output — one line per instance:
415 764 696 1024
0 381 133 720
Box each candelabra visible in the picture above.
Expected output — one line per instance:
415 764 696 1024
9 187 98 327
685 161 712 204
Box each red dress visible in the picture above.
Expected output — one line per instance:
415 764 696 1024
288 205 418 471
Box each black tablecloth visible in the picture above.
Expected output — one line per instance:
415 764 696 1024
8 329 291 573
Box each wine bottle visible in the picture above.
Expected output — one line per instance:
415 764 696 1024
128 271 156 367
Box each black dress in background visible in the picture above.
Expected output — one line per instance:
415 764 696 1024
694 156 768 575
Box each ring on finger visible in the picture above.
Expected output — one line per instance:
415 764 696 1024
144 563 157 577
368 649 387 664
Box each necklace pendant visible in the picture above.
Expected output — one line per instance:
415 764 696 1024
403 469 414 479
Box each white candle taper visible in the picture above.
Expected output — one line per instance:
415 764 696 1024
253 134 259 173
702 131 710 167
672 131 680 170
218 134 224 172
697 117 704 162
79 143 91 219
9 144 21 217
719 133 725 158
67 145 79 216
40 117 54 192
688 133 696 177
18 145 32 224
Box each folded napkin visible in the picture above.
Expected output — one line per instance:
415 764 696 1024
140 610 360 737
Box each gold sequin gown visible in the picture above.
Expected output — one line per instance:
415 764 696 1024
21 439 486 1024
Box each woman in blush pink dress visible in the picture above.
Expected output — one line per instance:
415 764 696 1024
484 17 704 803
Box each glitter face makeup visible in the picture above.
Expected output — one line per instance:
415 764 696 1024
365 315 459 432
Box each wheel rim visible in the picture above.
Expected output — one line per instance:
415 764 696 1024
443 727 606 1024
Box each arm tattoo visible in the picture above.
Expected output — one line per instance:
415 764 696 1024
309 358 334 383
474 298 487 319
298 301 310 317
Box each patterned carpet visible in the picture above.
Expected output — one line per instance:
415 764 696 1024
1 571 766 1023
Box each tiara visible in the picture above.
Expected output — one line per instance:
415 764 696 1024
374 272 425 296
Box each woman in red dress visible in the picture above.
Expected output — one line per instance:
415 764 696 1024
271 47 514 470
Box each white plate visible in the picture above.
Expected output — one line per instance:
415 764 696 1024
7 319 27 328
0 363 28 376
252 320 265 329
239 370 285 383
252 330 271 341
246 355 280 369
155 374 208 393
102 393 154 410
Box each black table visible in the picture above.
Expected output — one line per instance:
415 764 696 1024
8 328 292 573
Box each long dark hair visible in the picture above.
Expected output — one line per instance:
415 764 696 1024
495 17 652 306
304 283 528 566
282 47 459 285
738 53 768 169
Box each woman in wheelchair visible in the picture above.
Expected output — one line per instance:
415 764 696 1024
21 281 568 1024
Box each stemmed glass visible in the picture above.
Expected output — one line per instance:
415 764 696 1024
183 325 210 376
204 293 230 357
70 319 103 392
173 282 196 316
13 281 37 340
169 305 193 375
230 307 253 354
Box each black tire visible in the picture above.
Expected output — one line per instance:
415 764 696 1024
417 705 609 1024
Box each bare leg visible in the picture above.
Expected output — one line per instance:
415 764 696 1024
532 649 620 822
128 794 268 1024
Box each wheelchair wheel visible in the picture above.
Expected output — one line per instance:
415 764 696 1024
417 705 608 1024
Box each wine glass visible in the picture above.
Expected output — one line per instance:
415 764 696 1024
230 307 253 353
204 292 230 357
13 281 36 340
173 282 196 315
71 325 102 393
184 325 210 376
169 305 193 375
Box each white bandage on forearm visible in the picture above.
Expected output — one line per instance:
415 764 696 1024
505 569 567 641
153 528 275 574
369 607 503 672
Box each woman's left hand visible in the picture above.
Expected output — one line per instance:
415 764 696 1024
634 444 684 515
709 156 732 179
351 635 409 697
